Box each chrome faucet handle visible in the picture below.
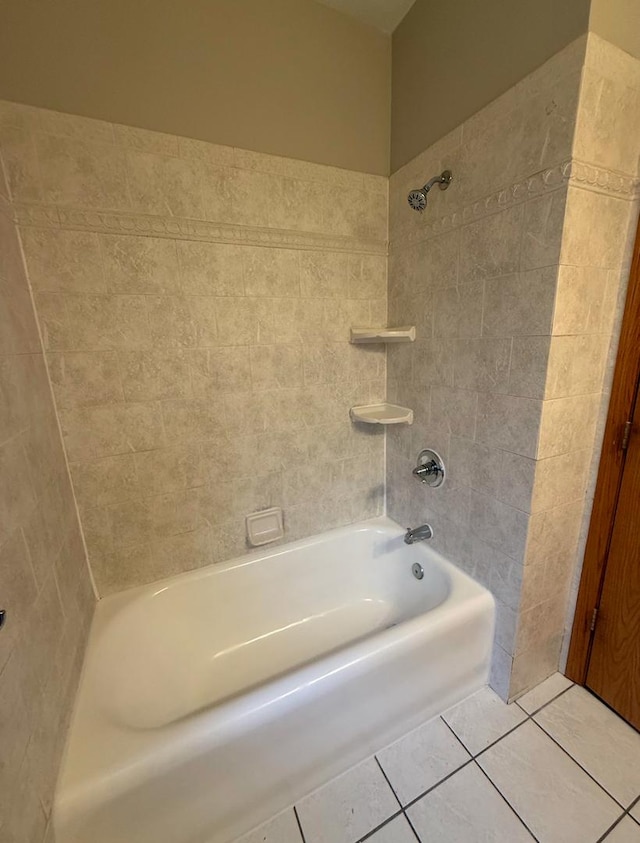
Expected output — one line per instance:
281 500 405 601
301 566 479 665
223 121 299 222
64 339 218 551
413 449 445 488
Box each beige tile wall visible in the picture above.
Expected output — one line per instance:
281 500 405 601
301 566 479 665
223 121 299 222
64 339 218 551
0 99 388 596
387 33 640 699
0 150 94 840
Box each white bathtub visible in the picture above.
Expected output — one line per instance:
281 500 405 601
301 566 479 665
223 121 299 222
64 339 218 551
55 517 494 843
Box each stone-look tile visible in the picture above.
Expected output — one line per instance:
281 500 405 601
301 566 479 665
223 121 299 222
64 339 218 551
604 817 640 843
120 349 192 401
525 500 583 567
433 282 483 338
535 685 640 806
574 64 640 175
36 133 130 210
377 717 471 805
234 809 302 843
112 123 179 156
243 247 300 297
70 453 139 509
250 345 303 391
299 251 349 299
365 816 417 843
146 296 196 348
546 334 608 398
478 721 620 843
553 265 610 335
100 234 179 294
515 593 569 657
507 336 551 399
482 267 557 337
37 293 151 352
47 351 124 408
631 803 640 823
0 123 43 202
538 393 600 459
468 491 529 562
408 762 535 843
476 393 542 458
517 672 573 714
177 240 244 296
0 143 94 842
521 189 567 270
126 149 204 218
296 758 398 843
20 228 107 294
459 205 523 283
530 449 590 513
561 187 634 269
348 254 386 300
454 337 512 392
59 402 165 461
107 489 202 548
430 386 477 439
443 687 527 755
191 347 252 396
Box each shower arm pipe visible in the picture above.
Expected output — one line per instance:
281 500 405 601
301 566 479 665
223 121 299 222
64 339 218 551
421 171 452 193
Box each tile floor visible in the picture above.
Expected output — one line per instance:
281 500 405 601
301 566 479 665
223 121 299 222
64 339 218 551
235 674 640 843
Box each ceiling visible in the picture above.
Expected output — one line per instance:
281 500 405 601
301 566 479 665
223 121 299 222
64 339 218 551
316 0 417 34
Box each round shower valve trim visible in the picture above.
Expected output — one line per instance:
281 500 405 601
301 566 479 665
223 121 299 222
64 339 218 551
412 449 445 487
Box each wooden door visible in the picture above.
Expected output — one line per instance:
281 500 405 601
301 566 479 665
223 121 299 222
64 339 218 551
586 377 640 728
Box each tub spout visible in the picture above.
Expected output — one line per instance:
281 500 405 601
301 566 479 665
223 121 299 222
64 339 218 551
404 524 433 544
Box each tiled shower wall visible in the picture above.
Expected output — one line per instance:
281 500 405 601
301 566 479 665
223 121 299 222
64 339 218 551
0 100 388 595
387 34 640 699
0 152 94 838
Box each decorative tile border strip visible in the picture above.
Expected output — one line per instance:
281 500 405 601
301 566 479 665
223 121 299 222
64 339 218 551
11 202 388 256
391 157 640 250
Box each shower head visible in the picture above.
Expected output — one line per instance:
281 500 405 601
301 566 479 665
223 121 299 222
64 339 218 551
408 170 453 212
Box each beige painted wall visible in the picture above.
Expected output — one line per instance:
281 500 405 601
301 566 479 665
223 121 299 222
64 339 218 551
590 0 640 60
0 0 391 175
391 0 590 171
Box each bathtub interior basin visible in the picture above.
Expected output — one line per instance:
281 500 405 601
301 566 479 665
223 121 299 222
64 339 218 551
96 524 450 730
55 517 494 843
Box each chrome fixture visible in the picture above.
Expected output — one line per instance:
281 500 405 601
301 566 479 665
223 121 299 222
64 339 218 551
412 562 425 580
407 170 453 212
413 449 445 487
404 524 433 544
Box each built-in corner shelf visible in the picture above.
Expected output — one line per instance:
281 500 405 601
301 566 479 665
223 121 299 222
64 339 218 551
350 326 416 344
350 403 414 426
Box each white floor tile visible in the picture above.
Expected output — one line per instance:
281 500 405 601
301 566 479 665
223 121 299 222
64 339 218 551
477 720 620 843
442 686 527 755
603 817 640 842
517 672 573 714
234 808 302 843
535 685 640 806
365 815 418 842
631 802 640 823
407 762 534 842
377 716 470 805
295 757 399 843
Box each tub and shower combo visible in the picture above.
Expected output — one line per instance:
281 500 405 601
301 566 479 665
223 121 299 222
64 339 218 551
55 517 495 843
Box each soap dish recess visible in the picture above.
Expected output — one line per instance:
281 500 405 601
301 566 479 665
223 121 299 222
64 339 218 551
350 403 414 425
350 326 415 344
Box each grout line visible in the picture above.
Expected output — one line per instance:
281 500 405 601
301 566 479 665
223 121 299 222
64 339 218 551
473 760 541 843
403 810 422 843
293 806 307 843
402 758 475 811
356 809 404 842
529 719 625 810
374 756 403 810
514 680 574 717
594 812 629 843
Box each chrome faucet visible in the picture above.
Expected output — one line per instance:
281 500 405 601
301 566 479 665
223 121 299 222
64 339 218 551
404 524 433 544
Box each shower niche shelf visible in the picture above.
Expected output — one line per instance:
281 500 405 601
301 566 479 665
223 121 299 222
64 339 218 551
350 326 416 344
350 403 414 426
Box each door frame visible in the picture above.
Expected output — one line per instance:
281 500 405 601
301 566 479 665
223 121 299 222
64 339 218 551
566 211 640 683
